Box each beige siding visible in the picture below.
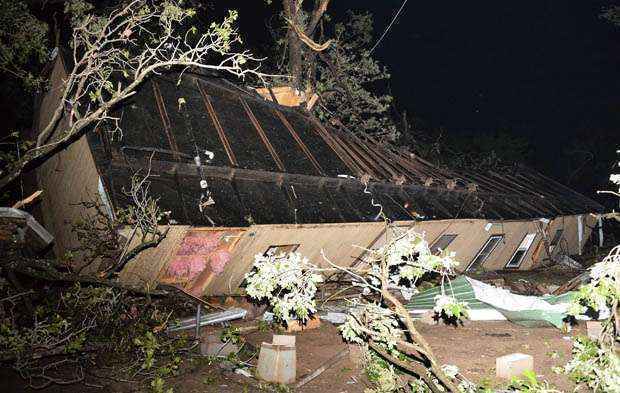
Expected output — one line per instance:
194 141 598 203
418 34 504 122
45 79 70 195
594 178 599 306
206 222 386 295
37 57 67 134
37 134 102 257
118 225 191 289
36 56 103 257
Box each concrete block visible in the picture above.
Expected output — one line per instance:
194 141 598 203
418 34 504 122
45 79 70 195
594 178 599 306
496 353 534 379
200 334 239 357
586 321 604 341
257 338 296 384
273 335 296 346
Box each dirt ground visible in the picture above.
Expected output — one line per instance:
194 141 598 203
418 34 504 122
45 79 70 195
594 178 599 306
1 317 585 392
162 319 582 393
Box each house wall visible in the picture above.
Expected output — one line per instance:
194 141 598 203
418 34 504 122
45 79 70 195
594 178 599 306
37 56 66 133
37 134 102 257
206 222 386 295
35 56 104 258
373 215 596 272
117 214 597 296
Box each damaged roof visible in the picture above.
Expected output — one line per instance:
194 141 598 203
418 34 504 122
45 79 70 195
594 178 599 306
87 74 604 226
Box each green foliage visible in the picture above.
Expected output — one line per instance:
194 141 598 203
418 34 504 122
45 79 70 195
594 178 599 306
0 0 49 89
412 130 533 172
244 251 323 323
245 227 467 392
562 244 620 391
219 326 241 344
559 335 620 392
0 283 189 390
315 12 397 140
601 6 620 26
364 351 402 392
507 370 561 393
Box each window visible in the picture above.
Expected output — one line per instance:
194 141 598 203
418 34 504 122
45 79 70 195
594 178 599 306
263 244 299 257
430 234 457 255
505 233 537 268
466 235 504 271
549 229 564 253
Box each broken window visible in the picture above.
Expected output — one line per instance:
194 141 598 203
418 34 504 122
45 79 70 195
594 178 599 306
263 244 300 258
430 234 457 255
549 229 564 253
467 235 504 271
505 233 536 269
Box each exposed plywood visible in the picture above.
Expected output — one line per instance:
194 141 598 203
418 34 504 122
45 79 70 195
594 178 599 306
159 228 245 296
37 133 103 257
36 55 103 259
37 56 66 133
255 86 303 107
118 225 190 288
205 221 387 296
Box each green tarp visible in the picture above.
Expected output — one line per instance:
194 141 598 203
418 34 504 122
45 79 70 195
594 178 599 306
406 276 575 328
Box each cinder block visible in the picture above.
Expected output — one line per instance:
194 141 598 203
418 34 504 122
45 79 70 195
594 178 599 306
496 353 534 379
273 335 296 346
586 321 604 341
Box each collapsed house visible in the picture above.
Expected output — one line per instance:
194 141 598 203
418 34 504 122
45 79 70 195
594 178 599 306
33 52 605 296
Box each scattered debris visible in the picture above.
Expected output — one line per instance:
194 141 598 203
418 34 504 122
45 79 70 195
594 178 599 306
234 368 253 378
407 276 580 328
496 353 534 379
557 255 583 270
319 311 348 325
166 307 247 333
295 348 349 389
286 315 321 332
586 321 605 341
0 207 53 252
552 271 590 295
484 333 511 338
200 334 239 357
11 190 43 210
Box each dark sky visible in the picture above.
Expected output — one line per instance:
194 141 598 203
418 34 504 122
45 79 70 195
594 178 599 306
230 1 619 196
359 1 620 136
3 1 618 200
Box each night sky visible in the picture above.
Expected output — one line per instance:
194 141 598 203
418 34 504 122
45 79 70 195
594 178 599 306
2 1 619 201
228 1 620 199
361 1 620 164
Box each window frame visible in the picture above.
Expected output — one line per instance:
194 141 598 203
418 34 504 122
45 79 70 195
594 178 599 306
430 234 458 255
263 244 300 257
466 234 504 272
505 233 537 269
549 229 564 253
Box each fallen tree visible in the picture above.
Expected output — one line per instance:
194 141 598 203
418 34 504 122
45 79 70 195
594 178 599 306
0 0 265 191
244 224 470 392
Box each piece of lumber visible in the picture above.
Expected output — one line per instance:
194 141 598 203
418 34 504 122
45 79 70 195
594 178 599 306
552 270 589 295
295 347 348 388
11 190 43 209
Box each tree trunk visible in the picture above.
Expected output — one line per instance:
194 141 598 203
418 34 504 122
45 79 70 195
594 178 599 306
283 0 303 89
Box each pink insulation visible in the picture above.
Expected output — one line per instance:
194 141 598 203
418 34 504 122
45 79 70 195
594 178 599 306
176 233 221 255
209 249 232 275
167 256 207 281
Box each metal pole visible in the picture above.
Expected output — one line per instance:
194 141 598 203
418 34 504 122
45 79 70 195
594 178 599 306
195 304 202 338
